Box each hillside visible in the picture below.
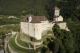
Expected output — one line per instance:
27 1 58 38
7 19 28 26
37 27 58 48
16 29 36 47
0 0 48 16
0 0 80 53
0 0 80 21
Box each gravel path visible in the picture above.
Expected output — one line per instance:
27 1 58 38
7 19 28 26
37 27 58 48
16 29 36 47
15 34 43 49
0 50 4 53
8 44 18 53
7 33 43 53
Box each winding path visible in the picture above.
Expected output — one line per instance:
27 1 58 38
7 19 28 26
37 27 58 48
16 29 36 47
8 44 18 53
20 36 43 45
15 34 43 49
0 50 4 53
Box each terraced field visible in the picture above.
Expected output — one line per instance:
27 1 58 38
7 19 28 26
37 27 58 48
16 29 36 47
8 35 42 53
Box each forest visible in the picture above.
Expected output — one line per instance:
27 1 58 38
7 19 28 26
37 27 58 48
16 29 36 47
0 0 80 21
0 0 80 53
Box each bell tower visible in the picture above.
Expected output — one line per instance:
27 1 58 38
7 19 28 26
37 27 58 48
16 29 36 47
53 6 60 21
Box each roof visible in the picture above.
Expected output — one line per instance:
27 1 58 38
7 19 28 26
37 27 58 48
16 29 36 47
54 6 60 10
21 15 48 23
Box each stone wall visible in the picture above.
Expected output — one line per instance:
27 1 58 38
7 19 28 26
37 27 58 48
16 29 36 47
21 21 70 40
57 22 70 31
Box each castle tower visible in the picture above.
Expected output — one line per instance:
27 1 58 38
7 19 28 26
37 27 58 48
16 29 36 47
26 15 32 23
53 6 60 21
28 15 32 22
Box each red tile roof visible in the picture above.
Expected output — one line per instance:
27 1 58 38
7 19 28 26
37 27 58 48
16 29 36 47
54 6 60 10
21 15 47 23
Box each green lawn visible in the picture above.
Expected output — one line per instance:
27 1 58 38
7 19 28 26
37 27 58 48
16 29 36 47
21 33 31 40
17 35 28 47
7 44 11 53
9 42 26 53
21 33 43 42
9 35 42 53
0 46 3 50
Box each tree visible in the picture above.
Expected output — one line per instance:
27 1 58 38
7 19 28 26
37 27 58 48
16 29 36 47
52 24 75 53
52 24 61 38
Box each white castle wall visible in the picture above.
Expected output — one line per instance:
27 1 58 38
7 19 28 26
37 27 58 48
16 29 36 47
54 15 63 21
21 22 35 37
57 22 70 31
28 23 35 37
34 23 42 40
57 15 63 21
21 22 45 40
21 21 55 40
21 21 69 40
55 10 60 16
34 22 53 40
21 22 28 34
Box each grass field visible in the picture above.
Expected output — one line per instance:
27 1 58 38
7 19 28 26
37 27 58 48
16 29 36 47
9 35 42 53
0 46 3 50
7 44 11 53
17 35 28 47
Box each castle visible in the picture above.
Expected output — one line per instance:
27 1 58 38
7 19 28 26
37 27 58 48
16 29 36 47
20 7 69 40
